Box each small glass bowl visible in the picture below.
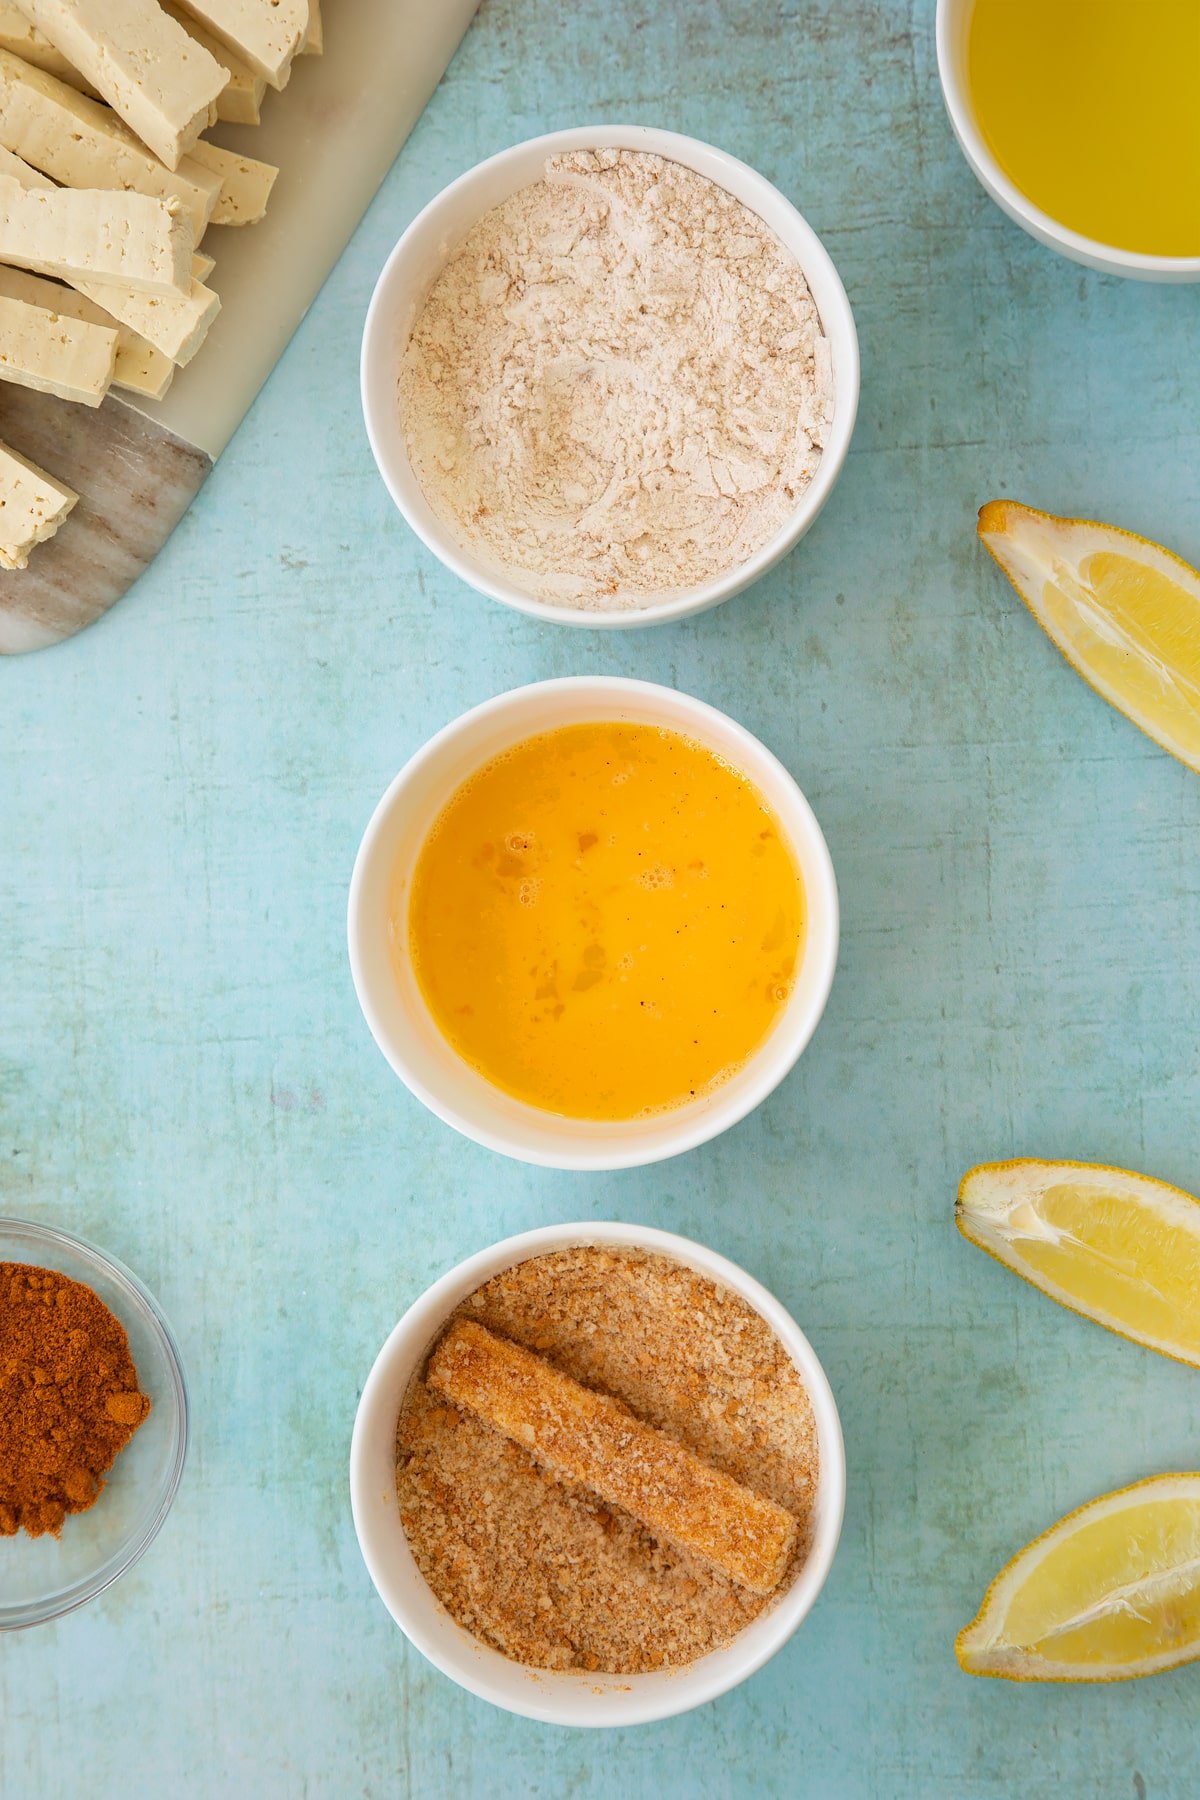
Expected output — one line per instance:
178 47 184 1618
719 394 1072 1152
0 1218 188 1630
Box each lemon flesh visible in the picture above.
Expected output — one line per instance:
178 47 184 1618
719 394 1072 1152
958 1475 1200 1681
958 1159 1200 1368
978 500 1200 773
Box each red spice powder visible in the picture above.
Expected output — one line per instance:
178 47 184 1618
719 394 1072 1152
0 1262 151 1538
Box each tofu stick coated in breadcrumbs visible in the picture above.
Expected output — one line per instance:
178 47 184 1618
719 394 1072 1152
426 1319 799 1596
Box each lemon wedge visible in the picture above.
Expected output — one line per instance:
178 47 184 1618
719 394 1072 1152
958 1159 1200 1369
957 1474 1200 1681
978 500 1200 773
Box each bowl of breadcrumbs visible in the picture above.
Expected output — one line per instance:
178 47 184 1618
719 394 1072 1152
350 1221 844 1726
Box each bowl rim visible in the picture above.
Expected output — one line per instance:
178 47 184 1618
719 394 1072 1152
360 121 861 627
0 1216 189 1631
348 1219 847 1726
346 675 840 1170
934 0 1200 281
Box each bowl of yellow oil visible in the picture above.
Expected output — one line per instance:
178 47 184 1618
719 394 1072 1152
347 679 839 1169
937 0 1200 279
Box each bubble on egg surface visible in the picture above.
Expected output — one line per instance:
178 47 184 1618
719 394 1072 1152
637 863 674 891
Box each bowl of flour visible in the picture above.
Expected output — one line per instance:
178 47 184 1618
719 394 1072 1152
362 127 859 628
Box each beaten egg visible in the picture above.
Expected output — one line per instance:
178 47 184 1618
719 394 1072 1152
399 721 805 1120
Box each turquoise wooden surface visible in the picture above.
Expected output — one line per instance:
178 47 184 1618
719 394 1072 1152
3 0 1199 1792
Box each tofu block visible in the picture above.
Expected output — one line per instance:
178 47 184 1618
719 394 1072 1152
13 0 228 168
173 0 308 91
187 138 275 225
299 0 320 55
0 49 220 238
0 286 115 401
160 0 264 126
0 0 96 93
0 175 193 294
0 138 40 184
71 267 219 366
0 150 213 364
0 262 173 396
427 1321 801 1597
0 436 76 567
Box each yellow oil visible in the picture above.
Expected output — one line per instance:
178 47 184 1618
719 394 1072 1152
402 721 805 1121
967 0 1200 256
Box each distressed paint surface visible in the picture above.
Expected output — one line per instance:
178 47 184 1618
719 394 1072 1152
2 0 1199 1793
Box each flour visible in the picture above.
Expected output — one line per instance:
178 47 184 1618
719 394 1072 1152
399 149 833 610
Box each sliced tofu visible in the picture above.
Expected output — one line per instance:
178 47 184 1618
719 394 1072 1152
0 0 96 93
0 436 75 567
71 269 219 366
14 0 228 168
300 0 320 55
0 176 193 294
106 318 174 394
0 286 116 402
187 138 275 225
0 262 173 397
173 0 308 92
0 49 220 239
192 247 214 280
160 0 264 126
0 138 41 184
0 147 215 363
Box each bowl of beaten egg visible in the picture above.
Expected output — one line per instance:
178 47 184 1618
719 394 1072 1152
348 678 838 1169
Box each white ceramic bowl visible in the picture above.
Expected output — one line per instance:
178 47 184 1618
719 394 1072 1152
350 1220 845 1727
347 677 839 1170
361 124 860 626
936 0 1200 282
